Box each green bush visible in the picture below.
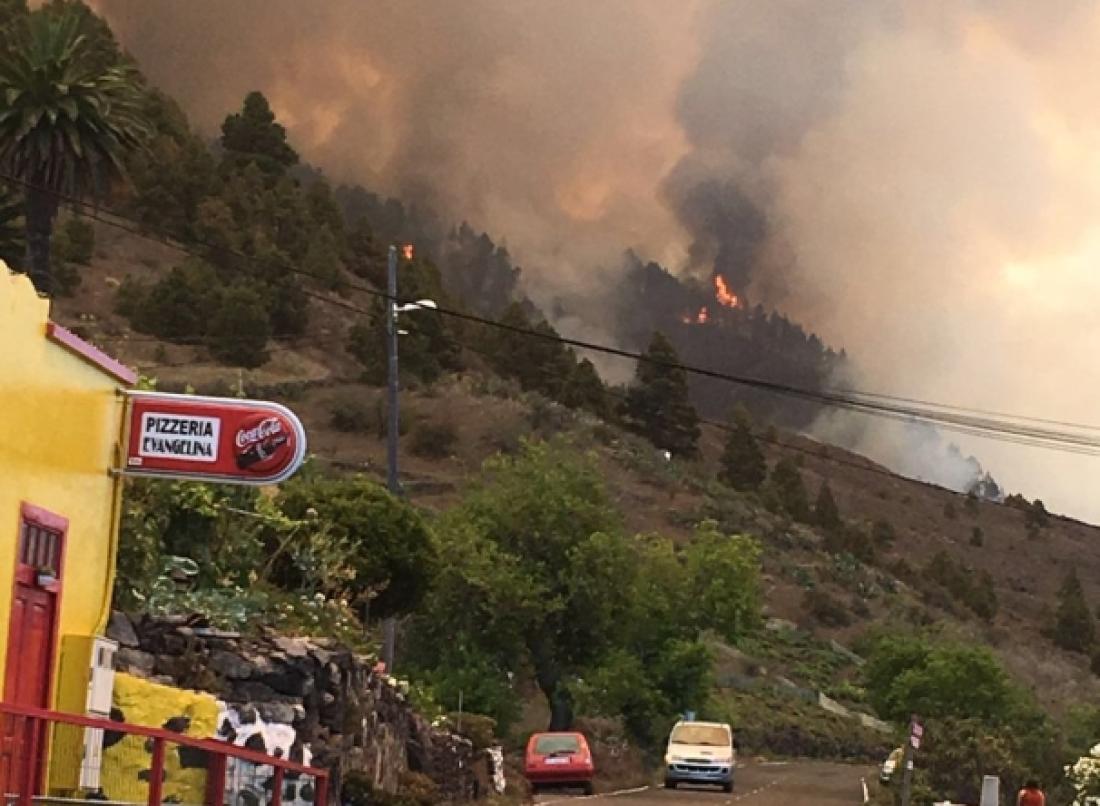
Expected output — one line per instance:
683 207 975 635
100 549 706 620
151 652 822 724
409 419 458 459
970 526 984 547
769 457 812 522
803 589 851 627
50 251 81 296
871 520 895 547
114 275 148 319
57 216 95 264
1052 570 1095 653
329 396 375 433
129 259 221 341
862 633 1022 723
207 284 272 368
964 492 980 515
446 712 497 751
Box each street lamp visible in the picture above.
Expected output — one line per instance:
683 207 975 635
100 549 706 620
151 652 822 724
382 245 436 671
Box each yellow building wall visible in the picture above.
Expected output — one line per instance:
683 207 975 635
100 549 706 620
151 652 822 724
0 267 127 708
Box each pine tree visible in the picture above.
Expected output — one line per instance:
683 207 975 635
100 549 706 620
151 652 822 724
220 91 298 175
1053 570 1095 653
718 406 765 491
621 332 700 458
814 481 842 531
769 457 811 522
207 285 271 368
560 358 610 417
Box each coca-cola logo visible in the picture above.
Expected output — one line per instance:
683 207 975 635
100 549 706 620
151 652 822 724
234 415 292 473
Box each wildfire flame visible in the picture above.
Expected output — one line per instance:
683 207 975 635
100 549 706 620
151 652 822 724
681 306 709 325
714 275 739 308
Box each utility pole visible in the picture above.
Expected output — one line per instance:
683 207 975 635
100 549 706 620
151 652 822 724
382 244 400 671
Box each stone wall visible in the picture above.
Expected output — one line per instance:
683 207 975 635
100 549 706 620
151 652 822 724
108 612 489 802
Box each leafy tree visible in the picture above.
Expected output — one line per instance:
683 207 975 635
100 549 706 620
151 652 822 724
621 331 700 458
684 520 761 641
207 284 272 368
220 91 298 175
116 478 270 606
718 406 765 491
0 5 148 294
814 481 842 531
278 475 437 619
1053 569 1095 653
768 457 811 522
862 634 1019 724
405 440 741 742
916 717 1030 805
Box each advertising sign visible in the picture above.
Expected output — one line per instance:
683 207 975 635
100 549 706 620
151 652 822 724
124 391 307 485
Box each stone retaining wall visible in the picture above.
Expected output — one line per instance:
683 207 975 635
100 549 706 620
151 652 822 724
108 612 488 802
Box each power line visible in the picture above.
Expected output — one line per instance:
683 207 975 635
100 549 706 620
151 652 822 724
5 171 1100 456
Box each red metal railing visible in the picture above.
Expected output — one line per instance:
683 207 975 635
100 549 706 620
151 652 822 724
0 702 328 806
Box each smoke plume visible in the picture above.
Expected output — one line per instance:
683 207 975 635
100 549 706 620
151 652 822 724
90 0 1100 519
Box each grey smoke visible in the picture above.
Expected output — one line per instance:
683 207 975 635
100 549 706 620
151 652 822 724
88 0 1100 519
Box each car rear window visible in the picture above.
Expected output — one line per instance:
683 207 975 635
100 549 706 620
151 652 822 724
670 724 730 746
534 734 581 755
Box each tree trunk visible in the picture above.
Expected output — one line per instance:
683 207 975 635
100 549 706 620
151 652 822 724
24 185 57 296
546 683 575 731
532 641 575 731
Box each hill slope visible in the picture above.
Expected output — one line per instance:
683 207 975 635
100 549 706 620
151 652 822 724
52 220 1100 732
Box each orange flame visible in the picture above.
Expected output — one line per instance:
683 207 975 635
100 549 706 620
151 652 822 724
714 275 739 308
681 306 711 325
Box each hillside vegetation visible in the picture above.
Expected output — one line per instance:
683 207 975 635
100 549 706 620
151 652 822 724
6 3 1100 802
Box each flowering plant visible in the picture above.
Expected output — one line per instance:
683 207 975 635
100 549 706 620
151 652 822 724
1067 743 1100 805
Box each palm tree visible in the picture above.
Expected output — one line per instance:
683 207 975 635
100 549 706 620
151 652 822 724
0 7 148 295
0 183 24 269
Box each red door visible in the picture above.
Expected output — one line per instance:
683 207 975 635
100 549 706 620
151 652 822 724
5 583 58 705
0 505 66 799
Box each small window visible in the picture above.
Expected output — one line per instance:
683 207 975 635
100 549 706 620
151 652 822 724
19 521 62 574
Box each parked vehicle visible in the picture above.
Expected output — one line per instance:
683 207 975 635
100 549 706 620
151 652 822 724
880 746 904 784
663 719 736 792
524 731 595 795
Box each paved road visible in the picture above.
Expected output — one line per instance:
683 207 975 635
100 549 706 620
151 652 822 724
535 760 871 806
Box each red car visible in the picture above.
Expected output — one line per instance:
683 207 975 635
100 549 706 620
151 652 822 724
524 731 595 795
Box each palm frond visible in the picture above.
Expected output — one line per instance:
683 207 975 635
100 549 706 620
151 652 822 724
0 6 150 196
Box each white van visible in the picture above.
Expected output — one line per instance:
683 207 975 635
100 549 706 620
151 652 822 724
663 720 736 792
